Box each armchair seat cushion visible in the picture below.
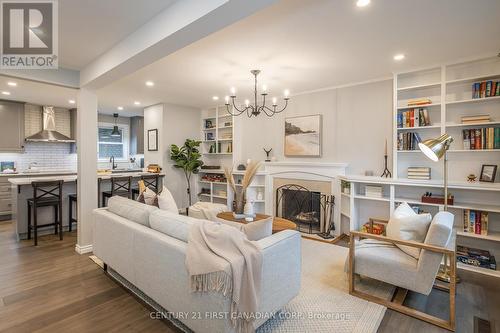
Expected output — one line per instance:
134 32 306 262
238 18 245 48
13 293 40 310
354 239 420 292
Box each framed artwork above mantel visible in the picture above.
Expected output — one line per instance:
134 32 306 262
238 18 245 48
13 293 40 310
284 114 322 157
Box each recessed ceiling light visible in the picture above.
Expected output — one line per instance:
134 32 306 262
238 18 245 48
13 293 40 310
1 91 11 95
7 82 17 87
69 100 76 104
134 101 141 105
356 0 370 7
393 54 405 61
145 81 154 87
212 96 219 101
117 106 124 110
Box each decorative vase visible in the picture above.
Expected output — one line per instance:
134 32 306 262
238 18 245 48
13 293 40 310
244 201 254 216
233 187 246 214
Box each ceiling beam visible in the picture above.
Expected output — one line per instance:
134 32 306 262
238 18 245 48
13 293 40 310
80 0 278 89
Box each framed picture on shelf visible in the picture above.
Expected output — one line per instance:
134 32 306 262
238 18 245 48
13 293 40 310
480 164 497 182
284 114 322 157
148 129 158 151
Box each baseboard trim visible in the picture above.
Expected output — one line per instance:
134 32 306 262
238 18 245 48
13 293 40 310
75 244 93 254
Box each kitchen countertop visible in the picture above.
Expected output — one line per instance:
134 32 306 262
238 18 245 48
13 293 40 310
8 171 164 185
0 170 77 177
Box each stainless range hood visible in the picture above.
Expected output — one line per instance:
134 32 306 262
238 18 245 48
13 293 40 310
25 106 75 143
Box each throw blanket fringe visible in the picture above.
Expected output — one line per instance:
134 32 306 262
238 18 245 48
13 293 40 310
190 270 233 296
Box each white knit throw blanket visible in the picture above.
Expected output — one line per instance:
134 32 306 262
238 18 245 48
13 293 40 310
185 220 263 333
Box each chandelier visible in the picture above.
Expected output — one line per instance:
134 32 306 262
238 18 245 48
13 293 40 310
225 70 290 117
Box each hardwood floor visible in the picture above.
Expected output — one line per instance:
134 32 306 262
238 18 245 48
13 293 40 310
0 220 497 333
0 221 175 333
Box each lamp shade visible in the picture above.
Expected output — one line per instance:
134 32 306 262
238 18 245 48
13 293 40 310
418 133 453 162
110 125 120 137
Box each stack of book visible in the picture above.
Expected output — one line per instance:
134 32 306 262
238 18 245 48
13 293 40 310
463 210 488 235
462 128 500 150
397 108 431 128
472 81 500 99
407 98 432 106
407 167 431 180
365 185 383 198
397 132 422 150
361 221 385 235
457 245 496 271
461 115 490 124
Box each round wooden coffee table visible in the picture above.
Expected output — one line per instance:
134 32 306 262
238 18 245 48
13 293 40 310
216 212 297 234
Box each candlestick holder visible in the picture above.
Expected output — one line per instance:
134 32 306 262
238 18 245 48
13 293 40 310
381 154 391 178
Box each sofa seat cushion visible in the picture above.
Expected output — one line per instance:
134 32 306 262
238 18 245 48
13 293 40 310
353 239 419 292
150 210 206 242
107 196 158 227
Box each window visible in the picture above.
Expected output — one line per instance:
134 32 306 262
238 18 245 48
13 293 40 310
98 124 129 160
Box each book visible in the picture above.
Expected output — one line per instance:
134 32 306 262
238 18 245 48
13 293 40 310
407 98 432 106
469 210 475 233
492 82 498 97
481 212 488 236
422 108 430 126
497 81 500 96
495 128 500 149
463 210 469 232
457 245 496 270
486 81 492 97
461 115 490 124
463 130 470 150
475 212 481 235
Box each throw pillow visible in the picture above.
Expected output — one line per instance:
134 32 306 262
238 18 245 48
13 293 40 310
136 187 159 207
386 202 432 259
217 217 273 241
157 186 179 214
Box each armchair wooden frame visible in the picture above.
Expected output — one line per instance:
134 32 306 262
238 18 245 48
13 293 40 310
348 227 456 331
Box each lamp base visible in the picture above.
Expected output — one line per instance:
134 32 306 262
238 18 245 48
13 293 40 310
435 264 460 284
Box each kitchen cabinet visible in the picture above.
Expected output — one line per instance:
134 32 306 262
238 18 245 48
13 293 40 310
0 178 13 220
130 116 144 155
0 101 24 152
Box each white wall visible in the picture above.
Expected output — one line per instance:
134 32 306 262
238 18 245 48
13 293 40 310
236 79 393 175
144 103 200 208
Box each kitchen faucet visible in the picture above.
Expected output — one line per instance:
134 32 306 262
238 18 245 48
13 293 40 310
110 156 117 170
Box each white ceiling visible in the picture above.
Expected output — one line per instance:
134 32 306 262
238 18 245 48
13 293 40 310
96 0 500 114
0 76 77 108
59 0 177 70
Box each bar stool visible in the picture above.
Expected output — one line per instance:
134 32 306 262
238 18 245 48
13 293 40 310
68 180 77 232
68 193 77 232
132 174 160 199
27 180 63 246
102 176 132 207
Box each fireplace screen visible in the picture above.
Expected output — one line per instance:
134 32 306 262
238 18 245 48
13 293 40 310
275 184 335 236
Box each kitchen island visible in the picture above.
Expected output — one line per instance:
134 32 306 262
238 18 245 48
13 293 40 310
8 171 164 240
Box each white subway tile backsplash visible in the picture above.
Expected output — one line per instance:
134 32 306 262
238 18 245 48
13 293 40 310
0 142 77 172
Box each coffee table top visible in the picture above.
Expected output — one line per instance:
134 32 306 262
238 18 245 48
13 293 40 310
216 212 297 233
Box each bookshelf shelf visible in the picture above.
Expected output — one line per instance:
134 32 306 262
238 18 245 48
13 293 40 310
446 95 500 105
457 262 500 278
397 125 441 131
203 153 233 155
397 103 440 110
397 82 441 91
447 149 500 153
457 231 500 242
341 192 351 199
353 194 390 202
341 212 351 219
446 121 500 128
446 73 500 85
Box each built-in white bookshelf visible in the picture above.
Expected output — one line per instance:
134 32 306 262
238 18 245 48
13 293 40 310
341 55 500 279
197 106 267 214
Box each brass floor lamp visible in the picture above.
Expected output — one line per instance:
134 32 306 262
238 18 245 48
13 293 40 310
418 133 457 283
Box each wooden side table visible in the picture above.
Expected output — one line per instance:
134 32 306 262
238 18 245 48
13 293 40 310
216 212 297 234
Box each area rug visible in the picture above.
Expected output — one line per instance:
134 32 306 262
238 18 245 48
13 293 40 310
93 238 393 333
256 238 393 333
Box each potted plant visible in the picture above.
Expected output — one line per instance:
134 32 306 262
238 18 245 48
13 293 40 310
170 139 204 206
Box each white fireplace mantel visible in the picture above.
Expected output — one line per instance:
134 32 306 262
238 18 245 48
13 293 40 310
261 161 348 236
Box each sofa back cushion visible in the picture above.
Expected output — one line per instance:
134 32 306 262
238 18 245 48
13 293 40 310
107 196 158 227
150 210 205 242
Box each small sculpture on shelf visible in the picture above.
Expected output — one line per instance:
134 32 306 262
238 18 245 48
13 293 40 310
381 139 392 178
467 174 477 182
263 148 273 162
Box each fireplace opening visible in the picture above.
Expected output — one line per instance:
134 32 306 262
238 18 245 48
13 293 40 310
275 184 335 236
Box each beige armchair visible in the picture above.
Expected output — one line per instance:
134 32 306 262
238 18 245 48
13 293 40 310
348 211 456 331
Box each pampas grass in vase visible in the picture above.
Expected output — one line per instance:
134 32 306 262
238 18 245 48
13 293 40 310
224 161 261 214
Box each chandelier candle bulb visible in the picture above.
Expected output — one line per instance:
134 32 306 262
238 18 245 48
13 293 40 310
284 89 290 98
245 99 250 107
262 84 267 93
272 97 277 106
230 87 236 95
225 96 230 104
